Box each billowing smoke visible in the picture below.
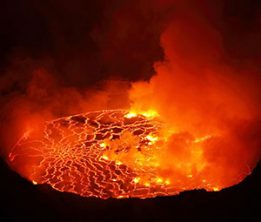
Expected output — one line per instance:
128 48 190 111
128 1 261 187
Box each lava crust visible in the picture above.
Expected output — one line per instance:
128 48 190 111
8 110 178 199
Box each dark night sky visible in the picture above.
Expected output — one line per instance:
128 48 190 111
0 0 166 86
0 0 260 87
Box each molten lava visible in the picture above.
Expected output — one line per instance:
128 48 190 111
2 1 260 201
8 109 252 199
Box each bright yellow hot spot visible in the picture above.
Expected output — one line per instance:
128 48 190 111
100 142 107 148
133 177 140 184
213 187 220 192
140 110 159 118
101 155 109 160
115 160 122 165
156 177 163 184
144 182 150 187
124 110 159 119
146 134 158 144
165 179 171 185
124 112 138 119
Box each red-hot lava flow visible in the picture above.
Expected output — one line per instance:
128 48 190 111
7 109 257 199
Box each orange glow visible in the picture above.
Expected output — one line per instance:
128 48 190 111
9 110 181 199
3 6 261 200
8 106 260 199
124 109 159 119
213 187 220 192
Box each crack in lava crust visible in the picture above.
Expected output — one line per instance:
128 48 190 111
8 110 178 199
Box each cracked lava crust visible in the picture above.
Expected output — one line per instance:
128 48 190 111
8 110 182 199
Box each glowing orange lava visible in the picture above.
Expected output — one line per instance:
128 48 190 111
8 110 249 199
